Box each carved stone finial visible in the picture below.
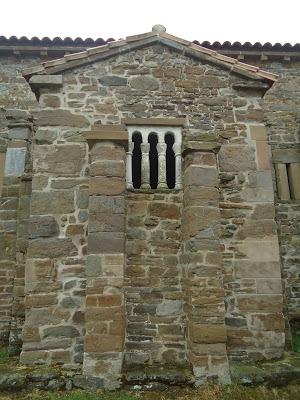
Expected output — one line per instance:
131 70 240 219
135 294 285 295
152 24 166 34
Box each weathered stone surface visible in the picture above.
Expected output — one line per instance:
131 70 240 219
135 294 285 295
43 326 80 339
218 145 256 172
89 177 125 195
149 203 180 219
37 109 89 127
27 238 77 258
29 75 63 88
29 216 59 238
88 232 124 254
190 323 227 344
31 191 74 214
98 75 128 86
129 76 159 90
34 144 86 175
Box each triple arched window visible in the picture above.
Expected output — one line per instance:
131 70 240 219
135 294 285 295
126 126 182 190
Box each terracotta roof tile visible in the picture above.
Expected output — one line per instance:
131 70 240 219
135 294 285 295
22 29 278 84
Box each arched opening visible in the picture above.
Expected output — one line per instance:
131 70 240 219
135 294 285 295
148 133 158 189
165 133 175 189
132 132 142 189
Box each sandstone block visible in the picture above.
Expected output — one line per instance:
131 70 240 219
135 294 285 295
89 177 125 195
25 293 58 308
37 109 89 127
31 191 74 214
237 295 283 312
90 161 125 178
89 196 124 214
129 76 159 90
27 238 77 258
8 127 30 140
149 203 180 219
182 206 219 238
249 313 285 331
34 144 86 176
218 145 256 172
20 350 48 364
86 254 102 277
256 278 282 294
29 75 63 88
88 232 124 254
190 323 226 344
89 213 125 233
42 325 80 339
184 166 218 187
29 215 59 238
156 300 182 316
236 219 277 239
184 186 219 207
98 75 128 86
234 260 281 278
85 334 123 352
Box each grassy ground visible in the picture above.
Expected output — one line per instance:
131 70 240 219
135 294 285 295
1 385 300 400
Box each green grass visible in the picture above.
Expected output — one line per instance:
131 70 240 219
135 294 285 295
1 386 300 400
46 392 138 400
0 346 9 362
291 325 300 352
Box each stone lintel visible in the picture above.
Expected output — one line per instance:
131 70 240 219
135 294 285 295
29 74 63 88
183 141 221 155
122 117 186 127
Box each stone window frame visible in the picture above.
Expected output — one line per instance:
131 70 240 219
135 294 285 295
275 162 300 201
123 118 185 192
126 125 182 190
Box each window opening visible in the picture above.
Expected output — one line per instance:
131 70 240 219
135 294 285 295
132 132 142 189
148 133 158 189
165 133 175 189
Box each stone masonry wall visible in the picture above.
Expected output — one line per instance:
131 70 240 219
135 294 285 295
125 191 184 370
0 44 298 386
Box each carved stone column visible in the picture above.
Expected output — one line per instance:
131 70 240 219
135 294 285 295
181 141 230 385
83 127 127 390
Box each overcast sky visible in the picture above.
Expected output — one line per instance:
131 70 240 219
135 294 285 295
2 0 299 45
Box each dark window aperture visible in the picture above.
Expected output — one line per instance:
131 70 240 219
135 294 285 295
165 133 175 189
148 133 158 189
127 126 182 190
132 132 142 189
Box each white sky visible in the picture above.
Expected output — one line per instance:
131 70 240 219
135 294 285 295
2 0 299 45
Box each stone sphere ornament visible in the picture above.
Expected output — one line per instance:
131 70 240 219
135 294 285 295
152 24 167 33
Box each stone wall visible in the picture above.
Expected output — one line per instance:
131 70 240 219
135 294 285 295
0 43 299 386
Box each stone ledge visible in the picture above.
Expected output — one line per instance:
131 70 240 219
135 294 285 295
29 75 63 88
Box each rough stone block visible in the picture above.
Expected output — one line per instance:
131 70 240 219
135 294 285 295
42 325 80 339
256 278 282 294
31 191 74 214
89 177 125 195
86 254 102 277
184 166 218 187
98 75 128 86
149 203 180 219
129 76 159 90
29 75 63 88
234 261 281 278
27 238 77 258
90 160 125 178
85 334 123 352
182 206 220 239
8 127 30 140
190 323 226 344
34 144 86 176
218 144 256 172
37 109 89 127
29 215 59 238
89 213 125 233
88 232 124 254
89 196 125 214
236 295 283 312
